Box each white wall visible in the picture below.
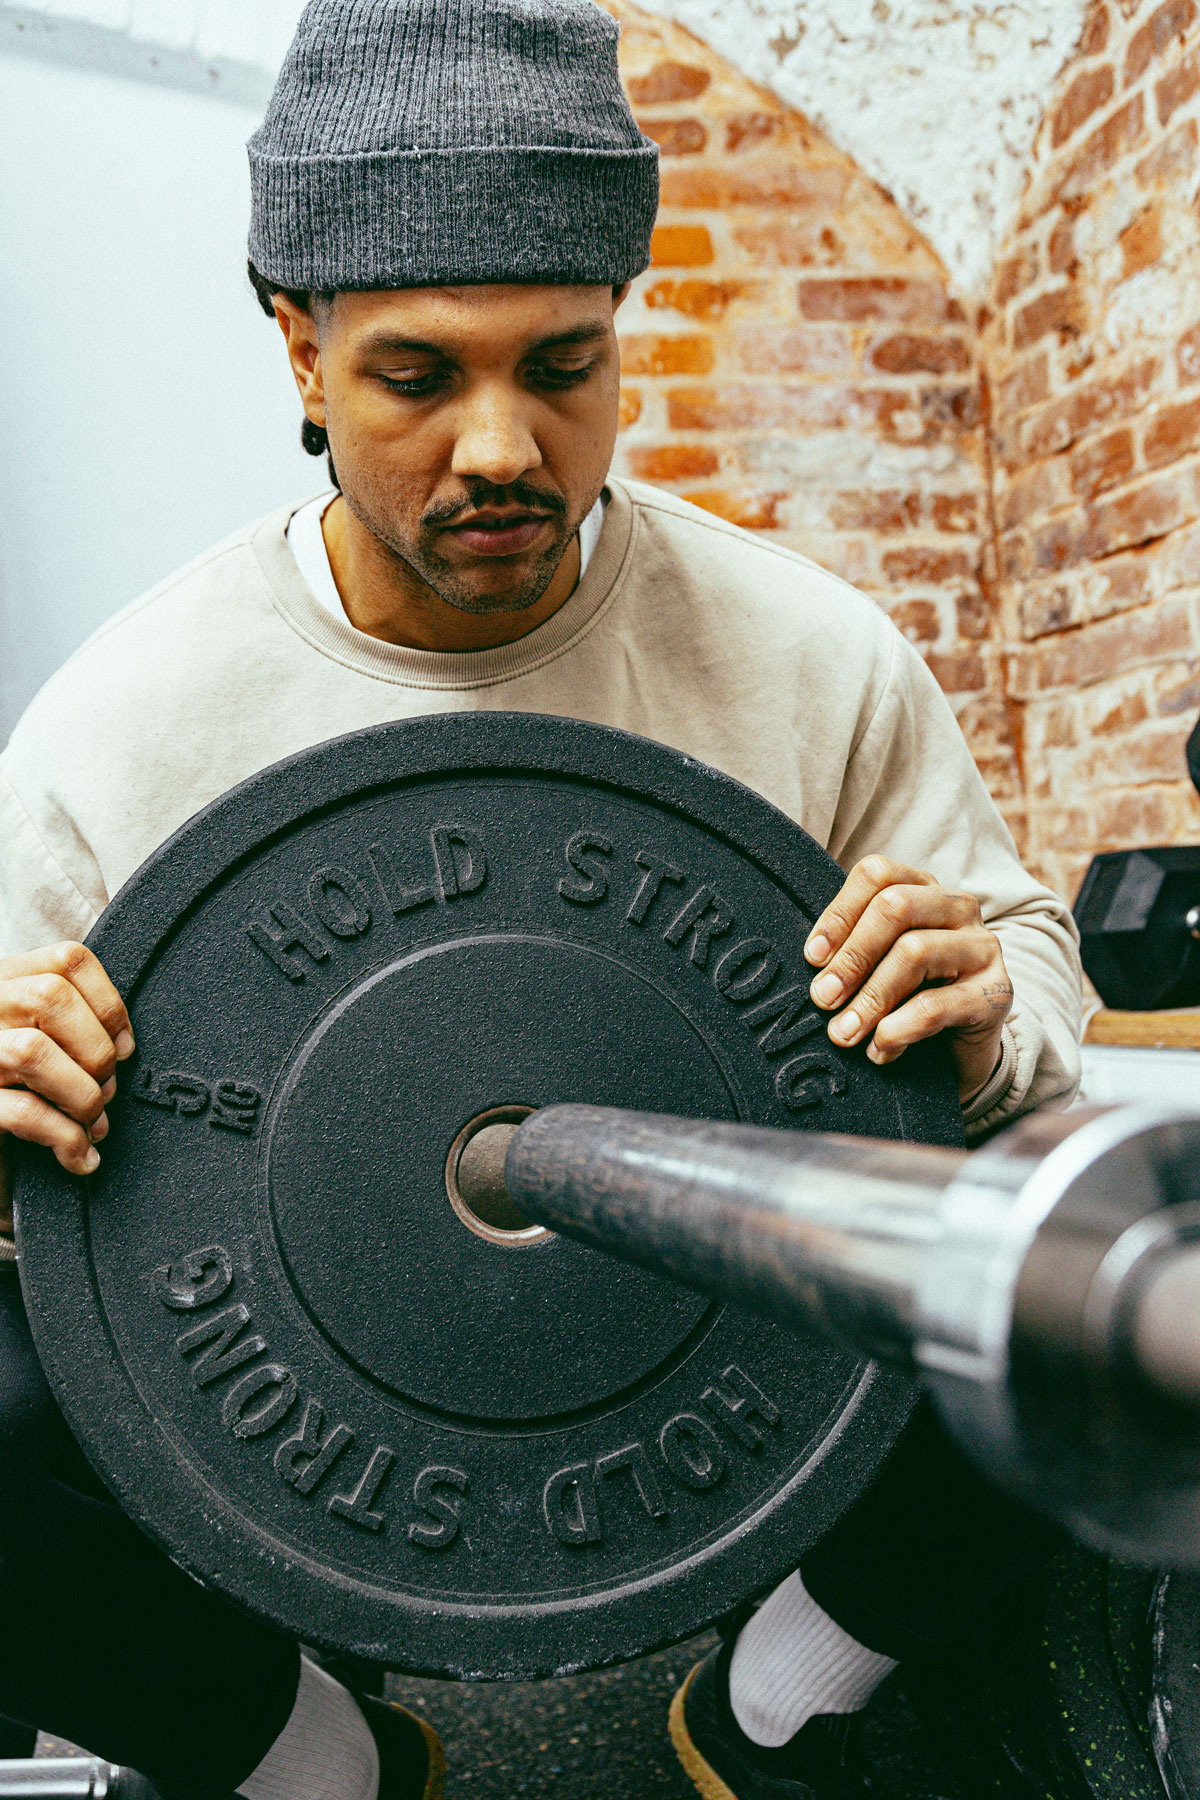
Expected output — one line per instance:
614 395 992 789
0 37 316 744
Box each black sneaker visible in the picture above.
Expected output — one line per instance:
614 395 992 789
669 1636 871 1799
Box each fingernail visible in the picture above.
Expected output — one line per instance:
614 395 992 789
830 1010 861 1044
90 1113 109 1143
811 972 843 1007
83 1148 100 1173
115 1031 135 1060
100 1077 117 1103
805 933 832 966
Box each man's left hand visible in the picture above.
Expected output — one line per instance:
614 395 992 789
805 855 1014 1105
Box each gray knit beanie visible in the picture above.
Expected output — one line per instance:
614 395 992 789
248 0 659 291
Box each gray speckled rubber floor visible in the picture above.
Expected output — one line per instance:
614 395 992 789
34 1635 964 1798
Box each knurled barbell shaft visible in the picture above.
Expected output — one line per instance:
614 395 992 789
505 1101 1200 1564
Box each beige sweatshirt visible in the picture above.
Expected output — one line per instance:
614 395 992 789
0 476 1081 1140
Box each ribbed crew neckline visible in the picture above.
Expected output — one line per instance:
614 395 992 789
253 478 635 690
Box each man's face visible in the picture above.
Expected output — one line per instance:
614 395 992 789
282 283 626 616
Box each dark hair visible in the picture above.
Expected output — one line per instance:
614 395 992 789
247 259 340 488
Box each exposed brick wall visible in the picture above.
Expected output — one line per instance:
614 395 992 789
604 1 1021 817
984 0 1200 899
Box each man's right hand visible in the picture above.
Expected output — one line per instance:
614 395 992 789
0 942 135 1226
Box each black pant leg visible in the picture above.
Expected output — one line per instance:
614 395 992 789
0 1267 300 1800
800 1396 1063 1663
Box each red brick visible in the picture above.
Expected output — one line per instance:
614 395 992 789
619 333 714 376
1020 356 1160 459
650 224 714 267
1051 64 1115 147
658 164 850 209
1090 685 1150 733
997 352 1051 418
995 244 1041 304
887 599 941 642
999 458 1072 529
644 278 759 320
1091 787 1181 844
927 650 988 692
869 334 971 375
1178 319 1200 383
734 325 859 376
1081 1 1112 56
627 61 711 104
683 489 785 529
1157 44 1200 123
617 387 642 432
998 529 1033 582
1154 661 1200 712
1088 469 1200 557
1058 95 1146 198
1013 284 1086 352
667 381 976 444
1144 393 1200 464
1119 203 1164 277
1126 0 1196 85
956 589 992 639
797 277 960 326
932 493 981 533
1020 580 1083 637
638 117 707 155
830 491 923 532
1136 116 1198 184
1089 550 1158 619
1070 721 1193 785
627 444 720 483
732 221 846 266
1030 510 1089 572
1009 596 1196 694
881 546 977 585
1070 426 1136 498
725 112 784 152
1048 216 1078 275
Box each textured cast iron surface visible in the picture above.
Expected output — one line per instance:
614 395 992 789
15 714 962 1678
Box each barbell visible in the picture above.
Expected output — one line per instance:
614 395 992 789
14 711 1196 1686
488 1098 1200 1567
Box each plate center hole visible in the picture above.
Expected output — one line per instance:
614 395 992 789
446 1106 547 1245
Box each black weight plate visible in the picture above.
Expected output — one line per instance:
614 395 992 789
15 713 962 1678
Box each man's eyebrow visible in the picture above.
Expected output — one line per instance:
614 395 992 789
525 321 611 354
355 321 611 360
356 332 456 360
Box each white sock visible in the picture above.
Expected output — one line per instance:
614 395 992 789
238 1655 380 1800
728 1571 897 1749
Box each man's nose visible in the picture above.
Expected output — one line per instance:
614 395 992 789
450 386 543 489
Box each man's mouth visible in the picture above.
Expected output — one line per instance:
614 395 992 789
443 511 557 558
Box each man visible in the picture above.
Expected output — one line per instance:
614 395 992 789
0 1 1081 1797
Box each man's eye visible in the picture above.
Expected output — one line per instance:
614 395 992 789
529 362 595 390
379 373 448 397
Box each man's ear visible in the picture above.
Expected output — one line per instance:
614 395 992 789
272 293 327 427
612 281 633 315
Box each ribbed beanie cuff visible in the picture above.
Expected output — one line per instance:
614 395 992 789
248 0 660 292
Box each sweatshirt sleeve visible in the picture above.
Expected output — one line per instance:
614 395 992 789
825 629 1082 1141
0 768 100 962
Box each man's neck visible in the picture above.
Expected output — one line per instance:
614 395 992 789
320 495 582 652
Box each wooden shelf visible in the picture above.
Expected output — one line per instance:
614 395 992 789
1085 1010 1200 1050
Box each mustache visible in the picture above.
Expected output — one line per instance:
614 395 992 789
422 480 569 529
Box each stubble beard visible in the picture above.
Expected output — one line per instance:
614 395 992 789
345 484 580 618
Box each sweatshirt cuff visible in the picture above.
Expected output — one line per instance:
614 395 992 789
960 1025 1019 1136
